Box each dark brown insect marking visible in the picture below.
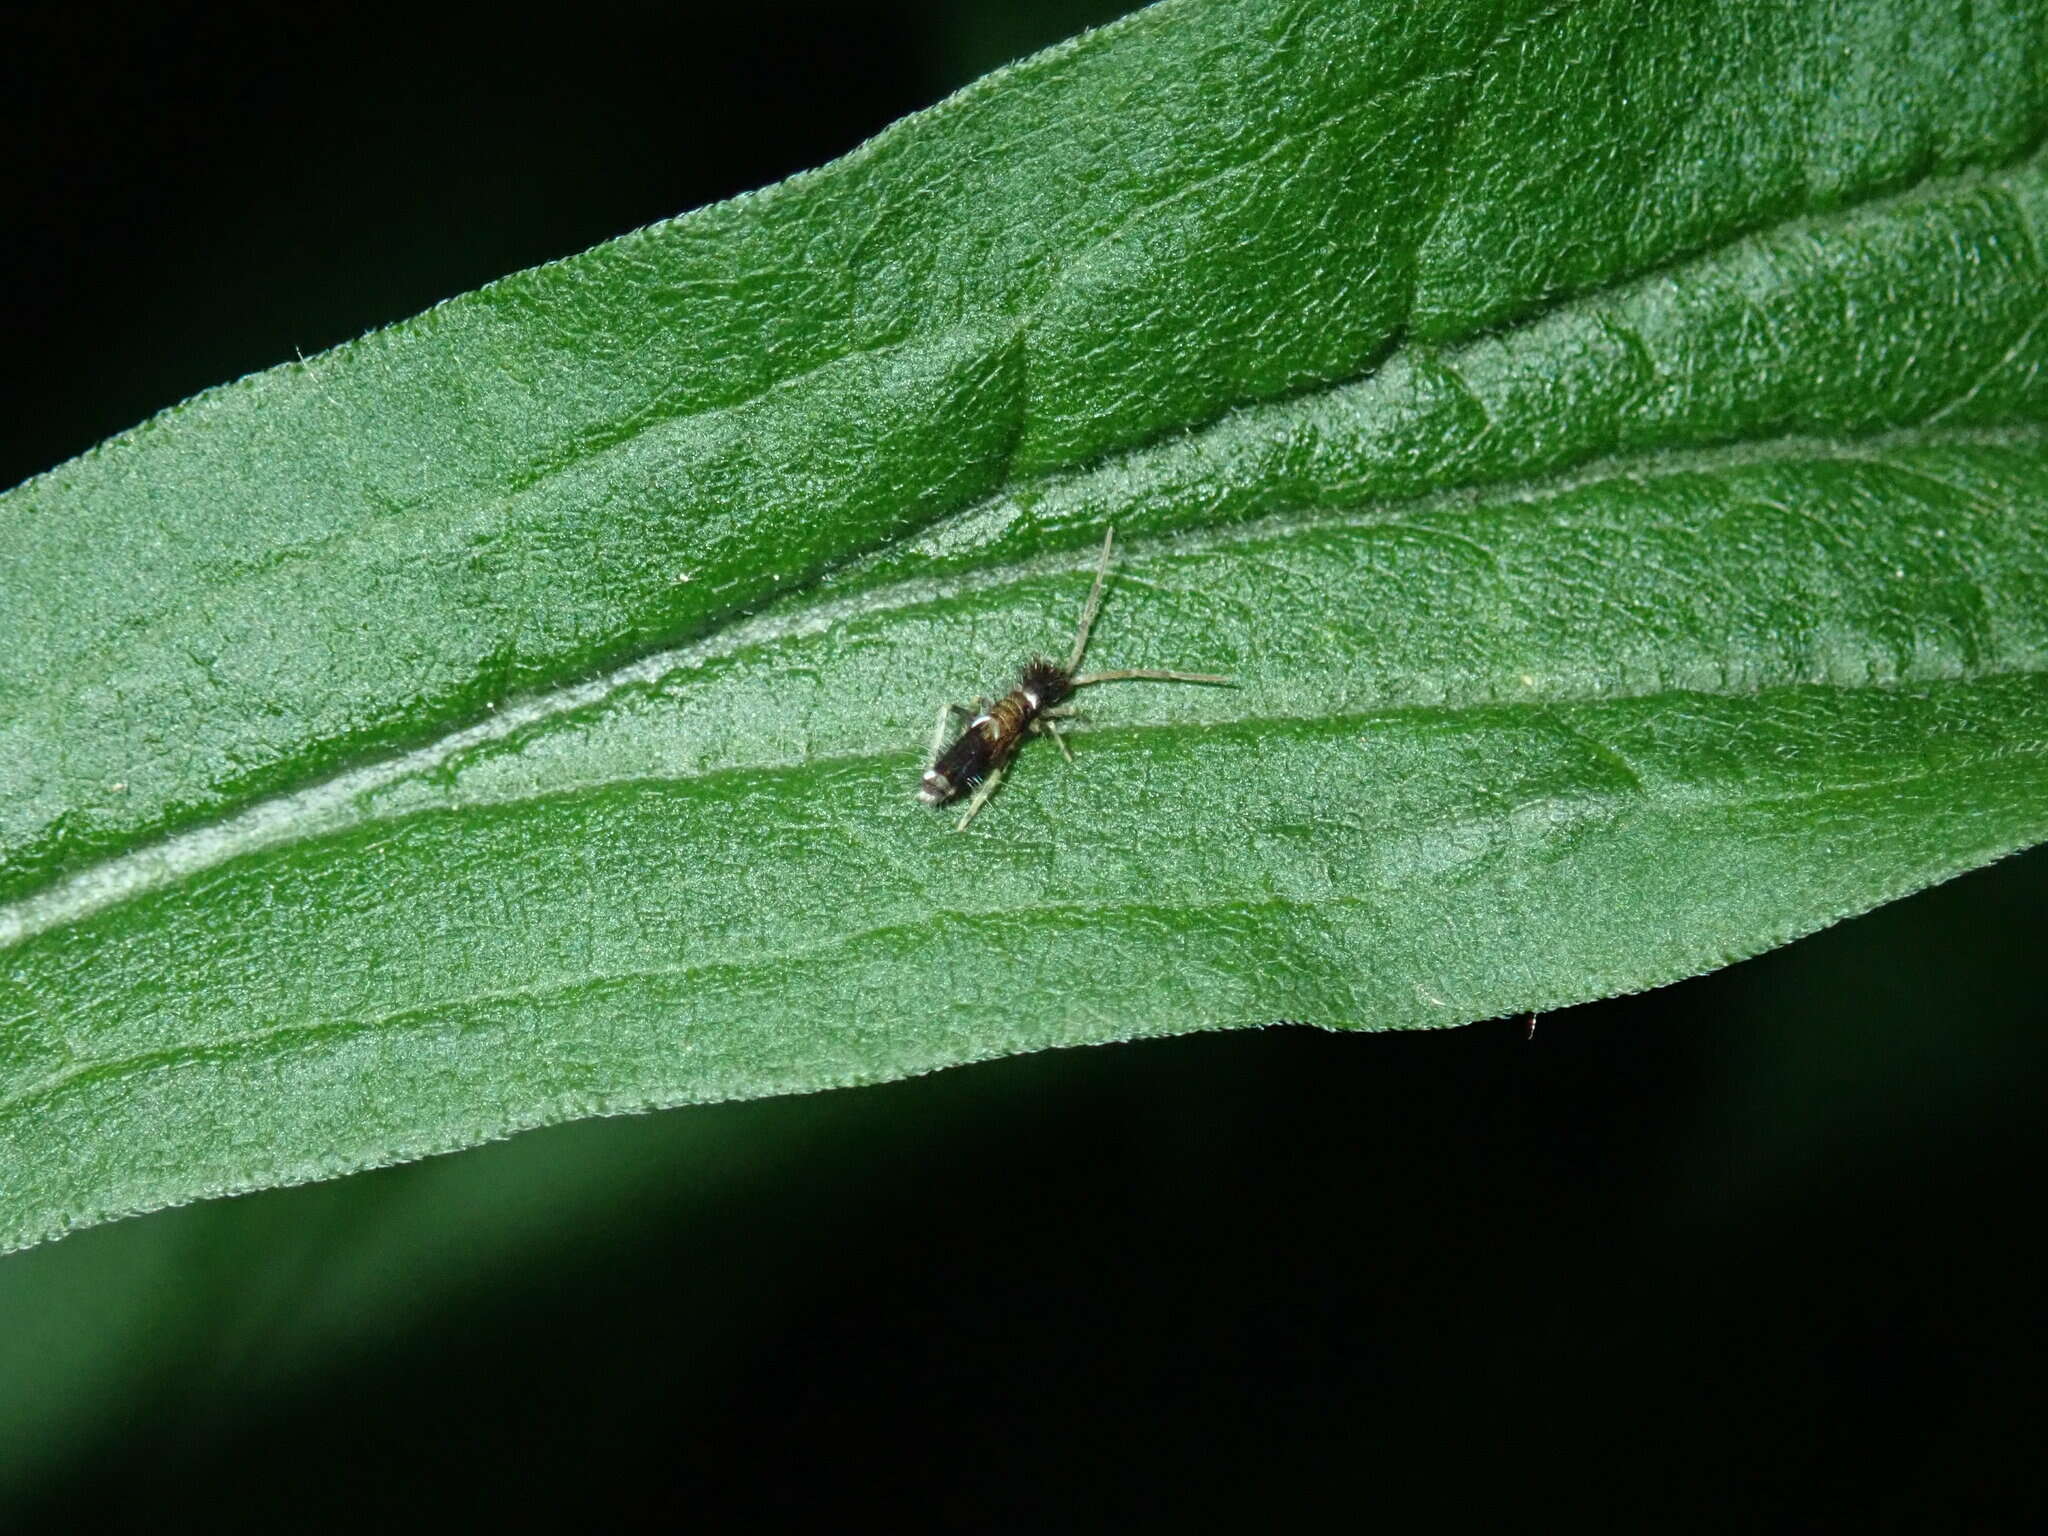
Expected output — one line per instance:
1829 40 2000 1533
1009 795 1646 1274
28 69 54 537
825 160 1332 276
919 659 1072 807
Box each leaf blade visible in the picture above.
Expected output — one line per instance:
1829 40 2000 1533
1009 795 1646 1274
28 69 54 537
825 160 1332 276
6 0 2048 1249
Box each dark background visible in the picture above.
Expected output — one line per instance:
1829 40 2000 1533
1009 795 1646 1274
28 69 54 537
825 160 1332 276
4 3 2046 1528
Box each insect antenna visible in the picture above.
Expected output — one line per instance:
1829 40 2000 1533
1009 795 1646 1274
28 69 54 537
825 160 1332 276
1061 527 1232 691
1062 526 1118 675
1069 667 1233 688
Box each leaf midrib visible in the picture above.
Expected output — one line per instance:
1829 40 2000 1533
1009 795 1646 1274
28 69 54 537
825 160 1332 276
4 624 2043 965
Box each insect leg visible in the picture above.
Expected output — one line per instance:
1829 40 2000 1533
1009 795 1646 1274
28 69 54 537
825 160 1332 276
953 765 1006 832
1038 717 1075 763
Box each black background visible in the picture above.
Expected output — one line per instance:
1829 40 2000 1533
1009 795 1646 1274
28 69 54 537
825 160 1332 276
4 3 2046 1528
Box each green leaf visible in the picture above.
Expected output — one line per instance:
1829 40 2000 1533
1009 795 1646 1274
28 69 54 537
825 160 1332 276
5 0 2048 1253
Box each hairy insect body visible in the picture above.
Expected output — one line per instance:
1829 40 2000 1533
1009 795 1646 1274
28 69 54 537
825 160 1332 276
920 659 1072 807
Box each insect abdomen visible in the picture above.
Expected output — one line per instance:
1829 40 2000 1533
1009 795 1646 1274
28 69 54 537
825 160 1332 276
927 722 1000 803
